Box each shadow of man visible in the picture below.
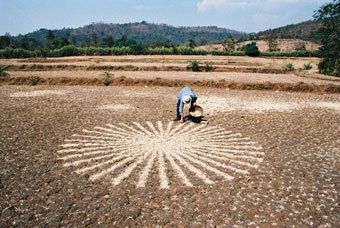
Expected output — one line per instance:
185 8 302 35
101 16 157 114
183 115 208 124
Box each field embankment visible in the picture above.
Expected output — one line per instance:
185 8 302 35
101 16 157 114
1 55 340 93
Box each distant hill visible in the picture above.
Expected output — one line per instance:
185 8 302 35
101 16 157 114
22 22 247 46
254 20 322 43
3 20 323 51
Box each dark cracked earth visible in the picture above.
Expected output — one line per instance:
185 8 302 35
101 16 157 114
1 85 339 227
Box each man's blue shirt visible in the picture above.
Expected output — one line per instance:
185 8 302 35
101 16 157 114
177 87 197 115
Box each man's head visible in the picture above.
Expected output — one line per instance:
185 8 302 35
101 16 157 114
183 95 192 104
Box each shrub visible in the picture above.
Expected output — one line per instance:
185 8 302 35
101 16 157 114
318 58 340 76
0 65 9 77
103 80 110 86
303 63 313 70
204 64 213 72
211 50 245 56
241 42 260 57
260 50 321 57
284 63 295 70
176 46 207 55
101 72 113 86
129 44 146 55
28 75 40 85
187 60 201 72
146 47 174 55
59 45 80 56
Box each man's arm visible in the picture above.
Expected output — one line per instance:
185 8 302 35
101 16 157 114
179 101 184 122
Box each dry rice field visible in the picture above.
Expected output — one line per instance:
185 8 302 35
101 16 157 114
0 55 340 227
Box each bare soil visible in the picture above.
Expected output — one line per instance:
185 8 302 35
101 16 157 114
1 85 339 227
1 55 339 227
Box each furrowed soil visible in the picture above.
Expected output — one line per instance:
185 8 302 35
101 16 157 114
0 55 339 227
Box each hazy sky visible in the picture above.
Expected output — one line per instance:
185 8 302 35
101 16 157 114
0 0 331 36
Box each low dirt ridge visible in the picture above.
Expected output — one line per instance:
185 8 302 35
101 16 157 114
1 76 340 94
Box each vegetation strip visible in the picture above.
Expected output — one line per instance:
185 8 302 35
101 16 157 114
1 76 340 94
4 64 290 74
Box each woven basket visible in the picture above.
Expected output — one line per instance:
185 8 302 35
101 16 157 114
189 105 203 117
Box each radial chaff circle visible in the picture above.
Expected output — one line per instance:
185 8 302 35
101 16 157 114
58 121 265 189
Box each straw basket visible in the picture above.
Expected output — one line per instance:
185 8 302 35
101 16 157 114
189 105 204 117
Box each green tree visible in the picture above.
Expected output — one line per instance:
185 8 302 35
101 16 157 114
189 39 196 49
0 35 11 49
103 36 114 47
46 30 55 41
52 37 69 49
241 42 260 57
314 0 340 76
91 33 98 46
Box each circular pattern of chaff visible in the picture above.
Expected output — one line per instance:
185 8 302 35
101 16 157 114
58 121 265 189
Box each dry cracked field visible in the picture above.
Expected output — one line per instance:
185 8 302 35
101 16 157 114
1 55 340 227
1 85 340 227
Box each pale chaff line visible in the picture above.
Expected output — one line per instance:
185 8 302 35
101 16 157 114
82 129 125 138
118 123 147 136
133 122 153 136
71 134 113 140
175 151 234 181
63 152 120 167
76 147 139 175
182 148 248 175
106 124 145 138
220 141 257 145
165 121 174 135
136 151 157 188
194 145 264 161
204 137 251 143
193 126 229 136
163 150 193 187
223 137 251 142
57 146 115 153
194 147 260 169
59 149 115 161
88 152 140 181
172 124 208 138
58 143 132 159
203 144 263 151
205 134 243 140
170 122 195 136
113 150 152 186
58 140 133 153
65 139 109 144
146 121 161 137
197 131 239 140
169 151 214 184
168 123 185 136
61 142 110 148
158 150 169 189
157 121 165 137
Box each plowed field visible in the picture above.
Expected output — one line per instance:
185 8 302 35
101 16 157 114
1 55 339 227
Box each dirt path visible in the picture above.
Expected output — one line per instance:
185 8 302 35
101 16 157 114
1 85 339 227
